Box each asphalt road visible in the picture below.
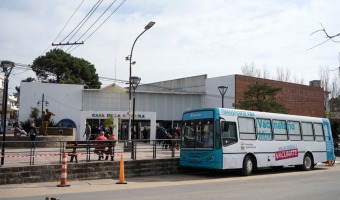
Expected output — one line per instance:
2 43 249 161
1 164 340 200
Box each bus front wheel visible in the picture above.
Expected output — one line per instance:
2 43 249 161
241 155 255 176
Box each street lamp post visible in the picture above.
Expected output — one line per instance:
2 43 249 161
218 86 228 108
126 21 155 140
130 76 141 160
37 93 49 128
1 60 15 166
131 76 141 139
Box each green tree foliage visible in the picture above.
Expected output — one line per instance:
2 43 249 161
32 49 101 89
22 77 36 82
327 97 340 142
235 82 288 114
30 107 40 119
102 115 116 129
329 119 340 142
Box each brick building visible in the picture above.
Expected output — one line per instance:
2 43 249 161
234 75 325 117
205 74 325 118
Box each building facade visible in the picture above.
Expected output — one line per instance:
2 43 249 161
19 74 325 140
234 75 325 117
0 75 19 126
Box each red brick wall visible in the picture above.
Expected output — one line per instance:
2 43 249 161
235 75 325 117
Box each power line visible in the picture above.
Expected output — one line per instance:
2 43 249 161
83 0 127 42
68 0 127 53
67 0 103 43
40 0 85 55
75 0 118 43
44 94 81 111
66 0 117 52
59 0 102 45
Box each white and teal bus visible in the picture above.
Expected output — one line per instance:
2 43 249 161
180 108 335 175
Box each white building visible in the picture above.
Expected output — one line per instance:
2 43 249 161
19 75 219 140
0 75 19 126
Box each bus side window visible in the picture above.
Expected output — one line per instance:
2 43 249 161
287 121 302 141
221 121 237 146
238 117 256 140
314 123 325 141
273 120 288 141
256 118 273 141
301 122 314 141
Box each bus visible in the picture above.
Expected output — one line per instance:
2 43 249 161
180 108 335 175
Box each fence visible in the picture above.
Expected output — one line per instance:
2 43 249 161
0 139 180 167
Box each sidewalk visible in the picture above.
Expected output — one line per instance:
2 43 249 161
0 142 180 168
0 173 210 199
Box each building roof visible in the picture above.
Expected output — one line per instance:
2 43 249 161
132 74 207 95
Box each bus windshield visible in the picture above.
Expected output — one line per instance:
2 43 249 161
181 119 214 149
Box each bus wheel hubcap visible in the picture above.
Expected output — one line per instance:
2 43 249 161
305 157 311 169
247 160 253 172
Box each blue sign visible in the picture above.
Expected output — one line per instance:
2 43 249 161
183 111 214 120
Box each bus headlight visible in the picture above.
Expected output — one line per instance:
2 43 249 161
206 155 214 161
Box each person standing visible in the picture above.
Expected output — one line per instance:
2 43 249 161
29 123 37 148
142 127 148 143
83 123 91 140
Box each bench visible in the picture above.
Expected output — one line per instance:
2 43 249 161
65 140 116 163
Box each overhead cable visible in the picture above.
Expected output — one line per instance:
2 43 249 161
40 0 85 55
68 0 127 53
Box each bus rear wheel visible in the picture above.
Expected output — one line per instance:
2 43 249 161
299 153 314 171
241 155 255 176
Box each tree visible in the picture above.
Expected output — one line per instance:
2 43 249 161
275 66 291 82
22 77 36 82
32 49 101 89
330 119 340 142
235 82 289 114
241 62 261 77
30 107 40 120
102 115 116 130
310 24 340 49
241 62 304 84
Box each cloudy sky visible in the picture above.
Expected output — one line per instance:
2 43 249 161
1 0 340 94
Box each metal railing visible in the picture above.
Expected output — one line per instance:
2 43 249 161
0 139 180 167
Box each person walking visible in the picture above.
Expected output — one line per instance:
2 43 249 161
29 122 37 148
83 123 91 140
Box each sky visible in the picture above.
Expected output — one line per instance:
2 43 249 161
1 0 340 94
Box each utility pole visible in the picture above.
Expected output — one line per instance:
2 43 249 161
52 42 84 46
